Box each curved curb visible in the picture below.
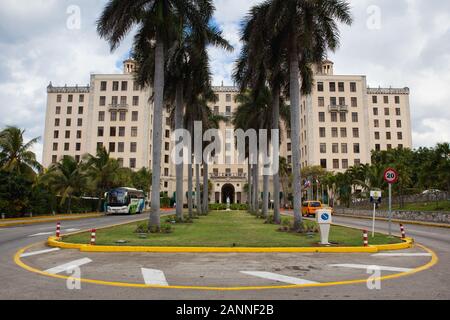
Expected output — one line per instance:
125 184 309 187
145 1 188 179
47 236 413 253
0 213 104 228
14 242 437 291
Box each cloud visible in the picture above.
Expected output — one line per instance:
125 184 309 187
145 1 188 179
0 0 448 163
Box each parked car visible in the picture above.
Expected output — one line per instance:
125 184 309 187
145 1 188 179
302 201 323 217
422 189 441 195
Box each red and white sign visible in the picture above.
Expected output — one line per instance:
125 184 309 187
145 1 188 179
384 168 399 184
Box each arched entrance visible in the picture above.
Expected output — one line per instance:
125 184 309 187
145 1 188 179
221 184 235 204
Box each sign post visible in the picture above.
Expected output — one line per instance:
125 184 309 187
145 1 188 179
316 209 332 245
370 190 382 237
384 168 399 236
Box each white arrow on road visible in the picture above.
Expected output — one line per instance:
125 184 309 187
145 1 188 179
64 228 80 233
21 248 60 258
240 271 319 285
329 264 412 272
28 232 54 237
45 258 92 274
141 268 169 286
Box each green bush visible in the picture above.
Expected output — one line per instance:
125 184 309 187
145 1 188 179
230 203 248 211
135 222 149 233
165 214 194 224
209 203 227 211
160 197 171 208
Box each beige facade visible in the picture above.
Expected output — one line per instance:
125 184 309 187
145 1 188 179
43 60 412 204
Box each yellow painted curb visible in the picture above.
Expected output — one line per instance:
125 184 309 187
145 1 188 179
335 213 450 229
0 213 103 227
14 241 437 291
47 236 413 253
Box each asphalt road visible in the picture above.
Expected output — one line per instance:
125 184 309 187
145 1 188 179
0 212 448 300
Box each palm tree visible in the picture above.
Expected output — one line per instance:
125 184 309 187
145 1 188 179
264 0 352 229
83 147 121 212
0 126 42 178
278 156 291 209
98 0 213 228
45 156 87 214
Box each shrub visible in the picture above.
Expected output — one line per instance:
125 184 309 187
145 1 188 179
160 197 171 208
135 222 149 233
209 203 227 211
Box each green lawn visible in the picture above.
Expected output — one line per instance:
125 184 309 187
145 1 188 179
378 200 450 212
63 211 401 247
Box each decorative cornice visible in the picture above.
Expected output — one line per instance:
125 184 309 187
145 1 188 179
212 86 239 93
47 84 90 94
367 87 410 95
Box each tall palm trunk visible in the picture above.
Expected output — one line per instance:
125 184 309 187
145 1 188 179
262 172 269 218
272 87 281 224
67 195 72 214
195 164 201 215
188 161 193 218
289 44 303 230
202 162 209 214
247 162 252 212
149 37 164 229
175 82 184 221
254 153 260 216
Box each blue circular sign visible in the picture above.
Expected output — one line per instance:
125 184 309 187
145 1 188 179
321 213 330 221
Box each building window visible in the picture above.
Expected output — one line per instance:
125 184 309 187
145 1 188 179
319 112 325 122
395 96 400 104
76 143 81 151
342 159 349 169
54 131 59 139
386 132 392 140
352 128 359 138
387 144 392 150
66 119 71 127
375 144 381 151
121 81 128 91
318 97 325 107
372 96 378 104
332 143 339 154
98 111 105 122
65 131 70 139
112 81 119 91
333 159 339 169
332 127 338 138
397 120 402 128
165 142 170 151
56 95 62 103
130 142 137 153
339 112 346 122
120 96 127 105
133 81 140 91
77 119 82 127
111 96 118 105
287 143 292 151
340 128 347 138
397 132 403 140
373 108 378 116
53 143 58 151
132 96 139 106
165 130 170 138
385 108 390 116
226 94 232 102
338 82 345 92
351 97 357 107
109 142 116 153
354 143 360 154
396 108 401 116
68 95 73 103
354 159 361 166
341 143 348 154
119 111 126 121
78 106 83 114
384 96 389 104
130 158 136 169
339 97 346 106
330 97 337 106
131 127 138 137
99 96 106 106
164 155 169 164
329 82 336 92
100 81 107 91
350 82 356 92
111 111 117 122
64 143 70 151
317 82 324 92
67 106 72 115
52 155 57 164
352 112 358 122
374 119 379 128
320 159 327 169
331 113 337 122
132 111 138 121
76 131 82 139
97 127 104 137
385 119 391 128
375 132 380 140
110 127 116 137
56 106 61 115
97 142 103 150
320 143 327 154
119 127 125 137
319 127 326 138
118 142 124 153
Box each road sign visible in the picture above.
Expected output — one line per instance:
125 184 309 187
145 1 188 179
370 190 382 204
384 168 399 184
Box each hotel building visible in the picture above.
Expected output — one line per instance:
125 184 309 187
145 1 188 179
42 59 412 204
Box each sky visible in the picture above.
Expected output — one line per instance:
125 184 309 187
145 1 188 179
0 0 449 162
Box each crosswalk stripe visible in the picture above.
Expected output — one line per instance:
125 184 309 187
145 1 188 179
44 258 92 274
329 264 412 272
20 248 60 258
240 271 319 285
141 268 169 286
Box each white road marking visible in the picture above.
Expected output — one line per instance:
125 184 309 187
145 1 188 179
240 271 319 285
20 248 61 258
28 232 54 237
64 228 80 232
329 264 412 272
141 268 169 286
372 253 432 257
44 258 92 274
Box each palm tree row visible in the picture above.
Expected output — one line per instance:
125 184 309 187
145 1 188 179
98 0 231 228
233 0 352 229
